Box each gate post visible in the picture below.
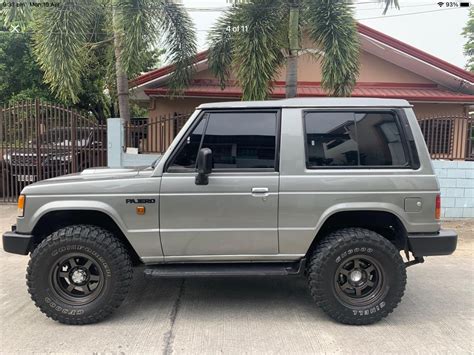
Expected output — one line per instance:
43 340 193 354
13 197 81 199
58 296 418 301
107 118 124 168
35 99 42 181
71 112 77 172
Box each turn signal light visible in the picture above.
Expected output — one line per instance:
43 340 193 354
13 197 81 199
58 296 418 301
435 194 441 220
18 195 25 217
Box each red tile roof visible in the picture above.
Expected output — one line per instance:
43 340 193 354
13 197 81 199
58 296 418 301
131 24 474 87
144 81 474 102
131 51 209 87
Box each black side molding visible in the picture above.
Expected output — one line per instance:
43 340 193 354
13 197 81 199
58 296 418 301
2 229 34 255
408 229 457 257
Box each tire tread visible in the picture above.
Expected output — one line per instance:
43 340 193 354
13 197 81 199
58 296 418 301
26 224 133 325
307 227 407 325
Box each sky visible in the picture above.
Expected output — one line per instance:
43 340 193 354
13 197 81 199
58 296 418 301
180 0 471 69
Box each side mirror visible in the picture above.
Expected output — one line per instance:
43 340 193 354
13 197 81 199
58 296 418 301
195 148 212 185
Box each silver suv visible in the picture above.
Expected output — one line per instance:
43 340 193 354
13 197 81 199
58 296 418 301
2 98 457 325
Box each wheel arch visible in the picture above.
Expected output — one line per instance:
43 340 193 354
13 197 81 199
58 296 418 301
306 207 409 257
30 208 142 265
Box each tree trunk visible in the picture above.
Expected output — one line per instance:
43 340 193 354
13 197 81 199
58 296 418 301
112 7 131 121
286 4 300 98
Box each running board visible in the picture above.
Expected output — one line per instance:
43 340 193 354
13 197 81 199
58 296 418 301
144 259 306 278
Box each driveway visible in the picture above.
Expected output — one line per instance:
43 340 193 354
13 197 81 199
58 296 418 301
0 204 472 354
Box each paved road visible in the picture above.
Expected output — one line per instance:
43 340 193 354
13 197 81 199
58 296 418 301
0 205 473 354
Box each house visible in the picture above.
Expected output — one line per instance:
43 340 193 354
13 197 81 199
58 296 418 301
130 23 474 161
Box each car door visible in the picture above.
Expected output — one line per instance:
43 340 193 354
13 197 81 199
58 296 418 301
159 110 280 260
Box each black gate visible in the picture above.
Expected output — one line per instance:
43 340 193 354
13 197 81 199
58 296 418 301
0 100 107 202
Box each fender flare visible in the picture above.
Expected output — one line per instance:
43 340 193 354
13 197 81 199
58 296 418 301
304 202 410 253
314 202 410 236
30 200 127 236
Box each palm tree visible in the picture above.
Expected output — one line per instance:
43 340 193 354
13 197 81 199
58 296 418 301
208 0 399 100
2 0 197 121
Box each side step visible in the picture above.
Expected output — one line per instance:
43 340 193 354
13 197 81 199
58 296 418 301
144 260 306 278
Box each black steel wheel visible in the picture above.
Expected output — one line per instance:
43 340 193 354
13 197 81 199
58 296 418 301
51 253 105 305
334 255 387 308
307 228 406 325
27 225 133 325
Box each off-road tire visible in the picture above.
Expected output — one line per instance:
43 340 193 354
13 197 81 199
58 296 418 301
27 225 133 325
307 228 406 325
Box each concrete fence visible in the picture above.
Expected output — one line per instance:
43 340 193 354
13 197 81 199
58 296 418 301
107 118 159 168
432 160 474 218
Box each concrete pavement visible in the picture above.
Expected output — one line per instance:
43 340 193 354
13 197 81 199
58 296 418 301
0 204 473 354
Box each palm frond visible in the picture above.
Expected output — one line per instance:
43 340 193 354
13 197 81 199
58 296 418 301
378 0 400 15
305 0 359 97
115 0 157 75
157 0 197 95
232 0 286 100
32 0 98 103
208 8 238 90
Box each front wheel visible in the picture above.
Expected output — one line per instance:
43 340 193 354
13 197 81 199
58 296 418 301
27 225 133 324
307 228 406 325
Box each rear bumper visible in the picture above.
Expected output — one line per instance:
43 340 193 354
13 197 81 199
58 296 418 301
408 229 457 257
2 226 33 255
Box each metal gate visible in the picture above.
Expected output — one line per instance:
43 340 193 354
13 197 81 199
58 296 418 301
124 112 191 154
0 100 107 202
417 115 474 161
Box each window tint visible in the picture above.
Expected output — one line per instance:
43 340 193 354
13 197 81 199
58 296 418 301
201 112 277 169
305 112 408 168
305 112 358 166
355 113 407 166
170 117 207 169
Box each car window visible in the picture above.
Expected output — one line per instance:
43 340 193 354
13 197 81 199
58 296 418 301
355 113 407 166
305 111 408 168
201 112 277 169
169 117 207 169
305 112 358 166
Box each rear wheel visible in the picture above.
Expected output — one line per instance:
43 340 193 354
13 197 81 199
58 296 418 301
27 225 133 324
307 228 406 325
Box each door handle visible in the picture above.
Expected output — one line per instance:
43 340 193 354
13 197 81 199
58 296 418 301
251 187 269 194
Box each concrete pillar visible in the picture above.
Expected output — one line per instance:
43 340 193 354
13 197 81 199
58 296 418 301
107 118 123 168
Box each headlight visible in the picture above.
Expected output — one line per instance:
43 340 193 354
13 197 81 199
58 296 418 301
18 195 25 217
2 153 11 162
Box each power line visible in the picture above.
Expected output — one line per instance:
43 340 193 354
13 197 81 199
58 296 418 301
0 6 465 35
357 3 439 11
359 6 463 20
0 1 437 12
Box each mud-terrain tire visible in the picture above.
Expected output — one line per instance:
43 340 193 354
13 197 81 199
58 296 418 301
307 228 406 325
27 225 133 325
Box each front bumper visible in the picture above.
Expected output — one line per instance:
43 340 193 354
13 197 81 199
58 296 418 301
408 229 457 257
2 226 33 255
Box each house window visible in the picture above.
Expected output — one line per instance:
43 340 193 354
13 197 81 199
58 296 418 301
304 111 408 168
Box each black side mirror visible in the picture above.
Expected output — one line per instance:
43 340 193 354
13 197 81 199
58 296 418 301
195 148 212 185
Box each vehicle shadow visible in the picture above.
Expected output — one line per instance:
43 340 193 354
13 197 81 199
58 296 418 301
111 267 328 323
108 261 473 329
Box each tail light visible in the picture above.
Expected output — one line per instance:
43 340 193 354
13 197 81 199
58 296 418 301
435 194 441 220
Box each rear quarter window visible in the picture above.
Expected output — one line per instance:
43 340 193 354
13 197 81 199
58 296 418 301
304 111 410 168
